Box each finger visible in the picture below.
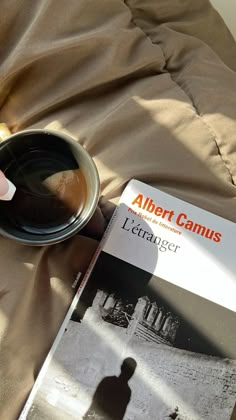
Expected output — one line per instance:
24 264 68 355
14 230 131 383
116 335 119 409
0 171 16 200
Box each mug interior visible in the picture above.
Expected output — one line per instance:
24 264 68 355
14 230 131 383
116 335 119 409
0 130 99 245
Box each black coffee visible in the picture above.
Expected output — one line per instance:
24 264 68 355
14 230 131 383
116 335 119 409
3 149 87 234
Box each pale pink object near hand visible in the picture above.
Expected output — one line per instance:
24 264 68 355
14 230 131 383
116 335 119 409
0 171 16 201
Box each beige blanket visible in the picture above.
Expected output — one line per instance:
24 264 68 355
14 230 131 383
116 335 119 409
0 1 236 418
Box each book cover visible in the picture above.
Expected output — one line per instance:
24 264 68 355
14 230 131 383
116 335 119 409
20 180 236 420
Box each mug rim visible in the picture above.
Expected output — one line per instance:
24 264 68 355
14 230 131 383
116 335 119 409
0 128 100 246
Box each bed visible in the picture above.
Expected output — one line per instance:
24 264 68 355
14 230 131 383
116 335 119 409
0 1 236 418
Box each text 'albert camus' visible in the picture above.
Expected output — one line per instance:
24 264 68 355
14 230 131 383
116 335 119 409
121 217 181 253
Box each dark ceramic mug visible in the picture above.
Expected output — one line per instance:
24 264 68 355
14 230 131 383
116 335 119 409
0 129 100 245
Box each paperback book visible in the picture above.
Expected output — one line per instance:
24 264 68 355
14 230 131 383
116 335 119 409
20 179 236 420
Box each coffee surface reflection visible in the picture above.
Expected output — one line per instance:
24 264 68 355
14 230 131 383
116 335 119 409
4 149 87 234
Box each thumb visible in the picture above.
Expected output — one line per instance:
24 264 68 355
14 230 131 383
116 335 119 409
0 171 16 200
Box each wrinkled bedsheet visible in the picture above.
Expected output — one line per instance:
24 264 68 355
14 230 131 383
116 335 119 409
0 1 236 418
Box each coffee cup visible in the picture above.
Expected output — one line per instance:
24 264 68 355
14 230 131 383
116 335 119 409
0 129 100 245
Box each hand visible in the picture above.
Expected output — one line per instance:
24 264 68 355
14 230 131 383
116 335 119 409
0 171 16 200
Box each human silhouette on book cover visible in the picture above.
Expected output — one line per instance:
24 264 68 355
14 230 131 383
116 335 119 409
83 358 137 420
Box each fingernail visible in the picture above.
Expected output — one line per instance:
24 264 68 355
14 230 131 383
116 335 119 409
0 174 16 201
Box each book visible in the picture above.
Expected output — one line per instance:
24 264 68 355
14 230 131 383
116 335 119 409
19 179 236 420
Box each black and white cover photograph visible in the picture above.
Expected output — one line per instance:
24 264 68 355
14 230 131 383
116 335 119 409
25 251 236 420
